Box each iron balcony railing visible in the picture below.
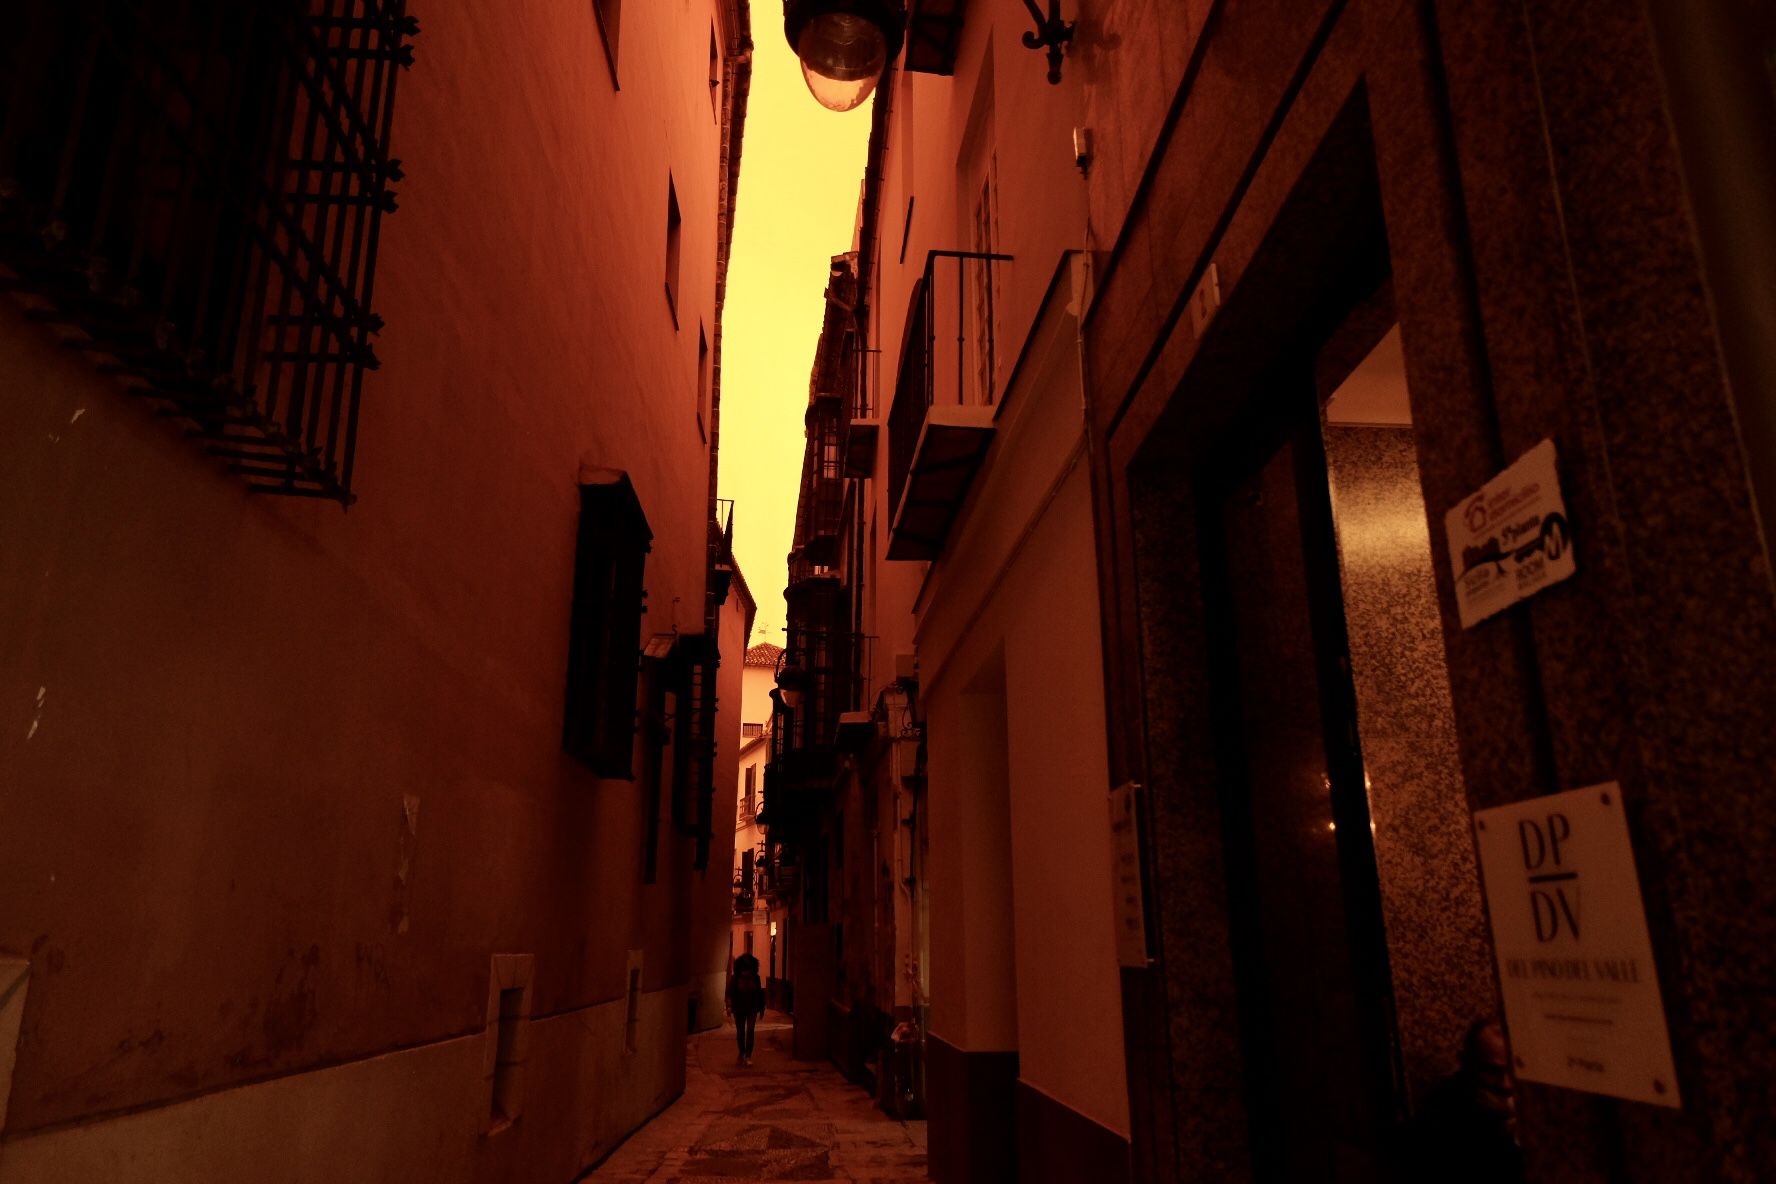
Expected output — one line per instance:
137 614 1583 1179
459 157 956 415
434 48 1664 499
710 496 736 603
675 632 721 870
886 249 1012 524
769 623 849 769
810 253 859 406
795 397 846 563
0 0 415 503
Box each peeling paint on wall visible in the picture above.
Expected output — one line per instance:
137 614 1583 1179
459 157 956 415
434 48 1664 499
26 686 45 739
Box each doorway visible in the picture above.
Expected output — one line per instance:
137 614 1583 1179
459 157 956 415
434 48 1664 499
1121 91 1497 1182
1197 367 1399 1182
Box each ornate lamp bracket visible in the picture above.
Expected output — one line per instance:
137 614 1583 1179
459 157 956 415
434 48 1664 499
1019 0 1075 84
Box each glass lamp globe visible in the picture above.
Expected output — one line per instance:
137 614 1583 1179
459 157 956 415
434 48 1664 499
796 12 888 112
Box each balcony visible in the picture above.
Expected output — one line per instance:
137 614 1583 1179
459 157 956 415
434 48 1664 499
905 0 966 75
710 498 736 605
844 335 878 479
759 611 850 841
800 394 846 567
886 250 1011 561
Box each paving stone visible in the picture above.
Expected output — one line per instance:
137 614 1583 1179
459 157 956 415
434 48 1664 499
585 1011 928 1183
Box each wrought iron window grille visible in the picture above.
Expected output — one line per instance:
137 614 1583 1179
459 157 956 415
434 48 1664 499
0 0 415 504
564 471 652 778
666 632 721 870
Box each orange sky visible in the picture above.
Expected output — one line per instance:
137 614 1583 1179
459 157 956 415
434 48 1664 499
718 25 872 645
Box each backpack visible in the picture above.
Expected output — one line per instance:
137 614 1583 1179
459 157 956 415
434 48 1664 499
731 963 763 1009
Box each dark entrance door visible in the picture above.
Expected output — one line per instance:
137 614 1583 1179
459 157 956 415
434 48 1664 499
1200 393 1399 1182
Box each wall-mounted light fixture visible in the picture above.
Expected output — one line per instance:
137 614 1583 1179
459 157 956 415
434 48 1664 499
1019 0 1074 84
786 0 1074 111
783 0 904 112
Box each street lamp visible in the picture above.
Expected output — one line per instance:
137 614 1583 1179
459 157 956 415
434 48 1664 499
783 0 903 112
773 648 809 713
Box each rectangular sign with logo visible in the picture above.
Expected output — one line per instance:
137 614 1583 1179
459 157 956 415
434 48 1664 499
1472 783 1680 1107
1444 438 1576 628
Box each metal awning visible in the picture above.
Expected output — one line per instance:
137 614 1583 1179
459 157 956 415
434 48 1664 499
885 405 995 560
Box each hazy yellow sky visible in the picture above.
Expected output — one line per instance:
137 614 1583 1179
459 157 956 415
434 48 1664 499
718 25 872 645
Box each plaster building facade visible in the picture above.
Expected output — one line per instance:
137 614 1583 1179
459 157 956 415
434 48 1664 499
764 10 1131 1166
760 0 1776 1182
691 561 756 1036
0 2 753 1180
729 640 779 991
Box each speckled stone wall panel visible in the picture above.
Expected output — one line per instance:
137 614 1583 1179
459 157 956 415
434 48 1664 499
1123 460 1253 1182
1082 0 1340 449
1432 2 1776 1179
1324 426 1495 1105
1083 0 1776 1179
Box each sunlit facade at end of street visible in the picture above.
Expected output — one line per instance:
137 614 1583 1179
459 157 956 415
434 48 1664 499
3 2 1776 1183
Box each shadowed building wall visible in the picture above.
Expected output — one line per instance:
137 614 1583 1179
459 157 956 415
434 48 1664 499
0 2 753 1179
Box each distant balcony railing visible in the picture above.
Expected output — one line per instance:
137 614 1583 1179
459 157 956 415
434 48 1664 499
886 249 1012 531
710 497 736 604
770 622 849 764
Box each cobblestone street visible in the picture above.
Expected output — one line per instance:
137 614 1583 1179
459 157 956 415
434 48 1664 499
583 1013 928 1183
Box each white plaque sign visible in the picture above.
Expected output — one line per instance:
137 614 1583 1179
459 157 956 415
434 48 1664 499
1444 438 1576 628
1473 783 1680 1107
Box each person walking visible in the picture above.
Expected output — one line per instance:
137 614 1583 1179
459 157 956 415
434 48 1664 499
725 950 765 1065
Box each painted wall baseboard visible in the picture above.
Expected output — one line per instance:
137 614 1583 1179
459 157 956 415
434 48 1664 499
0 986 687 1184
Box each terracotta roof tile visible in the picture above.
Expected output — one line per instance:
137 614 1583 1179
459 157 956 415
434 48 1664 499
744 642 783 668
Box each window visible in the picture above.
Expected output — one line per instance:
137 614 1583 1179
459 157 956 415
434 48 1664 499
0 2 415 504
966 154 1002 405
563 470 652 777
678 637 719 870
737 848 755 914
742 722 764 739
491 989 524 1124
640 650 672 884
593 0 621 86
709 25 722 119
697 325 710 440
623 956 643 1053
957 55 1000 406
745 765 757 813
483 954 533 1135
664 177 683 325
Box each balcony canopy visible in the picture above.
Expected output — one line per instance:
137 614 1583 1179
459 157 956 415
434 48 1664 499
884 250 1010 561
885 405 995 559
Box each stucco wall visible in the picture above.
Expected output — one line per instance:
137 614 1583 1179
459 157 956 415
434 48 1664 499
913 256 1128 1137
0 0 740 1174
1324 425 1494 1102
0 986 686 1183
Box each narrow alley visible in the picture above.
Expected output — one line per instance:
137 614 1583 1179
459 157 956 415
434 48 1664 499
585 1015 926 1184
3 2 1775 1183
